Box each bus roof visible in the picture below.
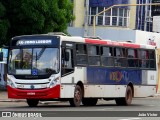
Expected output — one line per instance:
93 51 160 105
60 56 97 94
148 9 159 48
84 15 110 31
12 34 156 50
60 36 156 50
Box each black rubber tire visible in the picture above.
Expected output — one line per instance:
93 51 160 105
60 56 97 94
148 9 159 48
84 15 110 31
115 86 133 106
82 98 98 106
27 99 39 107
69 85 82 107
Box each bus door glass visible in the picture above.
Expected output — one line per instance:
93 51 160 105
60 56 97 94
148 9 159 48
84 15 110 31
61 42 74 76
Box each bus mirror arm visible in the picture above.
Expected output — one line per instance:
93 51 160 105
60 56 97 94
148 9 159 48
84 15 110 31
65 52 69 61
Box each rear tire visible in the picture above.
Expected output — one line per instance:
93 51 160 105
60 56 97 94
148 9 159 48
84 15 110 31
82 98 98 106
69 85 82 107
115 86 133 106
27 99 39 107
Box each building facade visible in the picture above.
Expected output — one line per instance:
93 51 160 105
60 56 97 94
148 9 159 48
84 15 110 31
69 0 158 36
136 0 152 32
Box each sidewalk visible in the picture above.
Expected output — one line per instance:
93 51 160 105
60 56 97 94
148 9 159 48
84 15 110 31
153 93 160 97
0 91 26 102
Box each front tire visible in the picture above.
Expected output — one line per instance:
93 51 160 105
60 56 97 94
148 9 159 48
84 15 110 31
115 86 133 106
27 99 39 107
69 85 82 107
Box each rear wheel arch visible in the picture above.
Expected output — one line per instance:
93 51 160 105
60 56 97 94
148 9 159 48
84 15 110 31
128 82 134 97
69 81 84 107
115 84 133 106
76 81 84 97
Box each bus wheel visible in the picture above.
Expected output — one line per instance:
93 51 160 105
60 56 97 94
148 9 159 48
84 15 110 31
115 86 133 106
69 85 82 107
27 99 39 107
82 98 98 106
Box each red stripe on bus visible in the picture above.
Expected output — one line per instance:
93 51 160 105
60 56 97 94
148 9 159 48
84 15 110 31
123 43 140 48
7 85 60 99
85 39 140 48
85 39 108 45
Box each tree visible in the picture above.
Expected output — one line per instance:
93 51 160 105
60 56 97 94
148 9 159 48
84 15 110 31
0 0 74 46
0 2 9 45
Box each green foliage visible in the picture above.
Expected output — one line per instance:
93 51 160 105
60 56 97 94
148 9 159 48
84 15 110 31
0 0 74 46
0 2 10 45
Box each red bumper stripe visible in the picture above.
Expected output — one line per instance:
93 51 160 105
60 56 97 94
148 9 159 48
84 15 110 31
7 85 60 99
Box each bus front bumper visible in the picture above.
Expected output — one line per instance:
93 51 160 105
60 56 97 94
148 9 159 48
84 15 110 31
7 85 60 99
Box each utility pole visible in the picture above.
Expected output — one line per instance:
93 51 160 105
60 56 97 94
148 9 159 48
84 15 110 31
84 0 89 37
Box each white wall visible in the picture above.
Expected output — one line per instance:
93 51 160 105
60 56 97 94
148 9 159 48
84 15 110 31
68 27 136 42
135 30 160 48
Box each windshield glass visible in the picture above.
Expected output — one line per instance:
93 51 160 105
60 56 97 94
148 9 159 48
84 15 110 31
8 48 59 75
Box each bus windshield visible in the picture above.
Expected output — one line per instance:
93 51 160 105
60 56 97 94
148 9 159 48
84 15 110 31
8 47 59 75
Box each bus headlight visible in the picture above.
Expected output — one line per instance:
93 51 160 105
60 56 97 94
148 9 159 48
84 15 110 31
7 78 16 88
49 77 59 88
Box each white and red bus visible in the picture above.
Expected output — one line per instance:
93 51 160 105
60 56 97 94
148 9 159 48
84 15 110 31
6 33 157 107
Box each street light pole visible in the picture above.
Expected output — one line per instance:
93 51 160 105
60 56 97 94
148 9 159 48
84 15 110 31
93 3 160 37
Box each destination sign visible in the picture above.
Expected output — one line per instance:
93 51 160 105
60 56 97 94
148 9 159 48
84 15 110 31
16 40 52 46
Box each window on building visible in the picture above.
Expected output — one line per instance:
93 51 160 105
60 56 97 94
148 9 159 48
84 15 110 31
136 0 153 32
90 7 97 25
105 9 111 25
98 7 104 25
89 7 130 27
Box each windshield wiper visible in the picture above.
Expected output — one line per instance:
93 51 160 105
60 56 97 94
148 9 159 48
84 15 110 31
36 48 46 60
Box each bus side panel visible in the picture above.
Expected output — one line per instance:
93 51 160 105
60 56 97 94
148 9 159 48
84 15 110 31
60 67 87 98
60 73 75 98
61 67 86 84
134 85 156 97
142 70 157 85
87 67 142 85
84 85 126 98
60 83 156 98
60 85 75 98
74 67 87 84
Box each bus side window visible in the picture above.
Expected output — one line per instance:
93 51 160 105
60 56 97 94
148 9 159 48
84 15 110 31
114 48 122 67
61 48 74 76
128 49 136 67
101 46 114 67
76 44 87 65
88 45 100 66
149 50 156 69
138 50 149 69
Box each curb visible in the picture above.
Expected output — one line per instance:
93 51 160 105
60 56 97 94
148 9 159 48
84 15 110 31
153 94 160 97
0 99 26 102
0 99 63 104
39 101 65 105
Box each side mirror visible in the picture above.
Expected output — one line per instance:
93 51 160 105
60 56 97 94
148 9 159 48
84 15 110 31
0 52 3 61
65 52 69 61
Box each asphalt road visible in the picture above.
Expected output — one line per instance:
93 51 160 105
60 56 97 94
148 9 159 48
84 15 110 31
0 97 160 120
